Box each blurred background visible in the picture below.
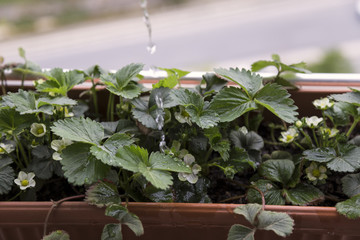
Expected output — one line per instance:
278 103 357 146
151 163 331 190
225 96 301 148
1 0 360 72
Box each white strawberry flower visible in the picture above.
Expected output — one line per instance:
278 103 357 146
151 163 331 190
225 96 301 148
313 98 334 110
14 171 36 190
279 128 298 143
30 123 46 137
51 138 73 161
304 116 323 128
0 143 15 154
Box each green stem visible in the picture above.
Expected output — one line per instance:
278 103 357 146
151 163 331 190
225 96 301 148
0 70 7 95
107 93 114 121
14 135 29 167
91 79 99 116
7 191 22 201
312 128 319 147
244 112 249 129
346 118 359 138
321 111 328 128
300 129 314 147
293 141 305 151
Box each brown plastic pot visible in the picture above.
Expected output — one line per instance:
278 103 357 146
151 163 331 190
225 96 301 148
0 202 359 240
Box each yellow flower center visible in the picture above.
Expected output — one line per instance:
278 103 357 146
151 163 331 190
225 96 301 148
0 148 4 153
21 179 29 187
286 135 293 141
37 128 44 134
312 169 321 178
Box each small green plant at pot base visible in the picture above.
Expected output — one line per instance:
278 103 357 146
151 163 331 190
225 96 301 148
1 50 360 240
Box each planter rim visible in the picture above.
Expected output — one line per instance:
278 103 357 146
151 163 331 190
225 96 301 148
0 201 339 213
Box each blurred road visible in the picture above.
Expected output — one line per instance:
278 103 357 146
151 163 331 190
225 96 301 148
1 0 360 71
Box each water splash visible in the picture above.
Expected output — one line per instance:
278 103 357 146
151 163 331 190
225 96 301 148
155 95 167 153
139 0 156 55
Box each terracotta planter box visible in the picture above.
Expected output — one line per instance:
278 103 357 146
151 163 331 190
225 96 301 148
0 202 359 240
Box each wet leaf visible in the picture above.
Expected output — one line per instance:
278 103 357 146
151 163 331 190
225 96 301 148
336 194 360 219
233 204 262 225
257 210 294 237
86 181 121 207
0 157 14 195
341 173 360 198
227 224 255 240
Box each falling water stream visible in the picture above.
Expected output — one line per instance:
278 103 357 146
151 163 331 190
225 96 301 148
139 0 157 55
139 0 167 152
155 95 167 153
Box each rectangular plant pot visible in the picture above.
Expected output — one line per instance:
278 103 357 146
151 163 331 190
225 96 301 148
0 202 359 240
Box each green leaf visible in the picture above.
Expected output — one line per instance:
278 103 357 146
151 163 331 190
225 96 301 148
336 194 360 219
210 87 256 122
115 145 147 172
103 133 134 154
154 67 189 89
42 230 70 240
214 68 263 97
284 183 324 205
37 69 85 96
247 180 285 205
254 83 298 123
257 210 294 237
61 143 110 185
0 157 15 195
85 181 121 207
138 162 173 190
251 60 278 72
2 90 53 115
143 185 173 202
341 173 360 198
170 89 219 128
230 129 264 151
89 132 134 166
204 127 230 161
29 145 62 179
51 117 104 145
115 145 190 189
259 159 295 185
172 177 212 203
331 92 360 107
18 47 26 59
132 88 172 129
0 108 36 135
131 98 157 129
304 146 360 172
227 224 255 240
105 204 144 236
149 151 191 173
201 73 228 94
101 224 122 240
153 74 178 89
38 96 77 106
233 204 262 225
101 63 144 99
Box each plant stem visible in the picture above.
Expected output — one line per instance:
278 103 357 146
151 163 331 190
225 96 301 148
220 194 246 203
293 141 305 151
244 112 249 129
14 135 29 167
91 79 99 116
43 195 85 237
346 118 359 138
312 128 319 147
251 186 265 210
107 93 114 121
7 191 22 201
300 129 314 147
